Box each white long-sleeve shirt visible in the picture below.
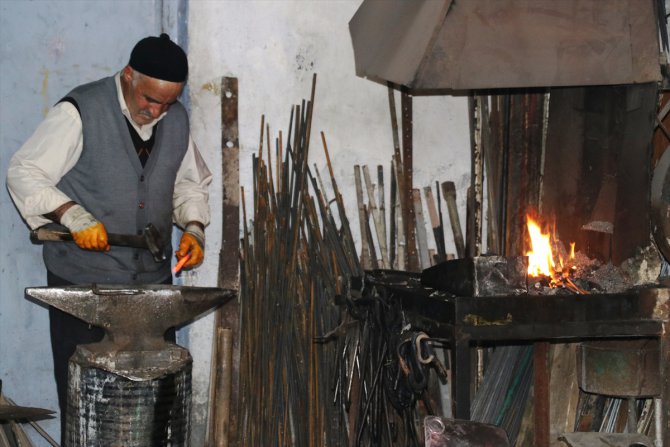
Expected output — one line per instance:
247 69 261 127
7 72 212 230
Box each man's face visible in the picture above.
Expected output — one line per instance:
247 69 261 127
121 66 184 126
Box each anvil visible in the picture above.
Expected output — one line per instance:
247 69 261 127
25 284 236 380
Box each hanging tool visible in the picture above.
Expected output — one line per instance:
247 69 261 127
30 222 165 262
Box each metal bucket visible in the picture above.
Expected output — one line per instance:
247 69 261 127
577 339 660 397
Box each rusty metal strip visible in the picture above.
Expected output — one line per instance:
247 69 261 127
209 76 241 447
401 89 419 271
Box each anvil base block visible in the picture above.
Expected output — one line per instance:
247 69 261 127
64 361 191 446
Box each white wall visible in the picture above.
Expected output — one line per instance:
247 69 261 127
184 1 470 444
187 1 471 284
0 1 471 445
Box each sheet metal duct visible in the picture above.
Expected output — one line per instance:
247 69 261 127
349 0 663 90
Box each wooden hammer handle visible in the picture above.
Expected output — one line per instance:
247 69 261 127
30 226 144 247
30 226 72 243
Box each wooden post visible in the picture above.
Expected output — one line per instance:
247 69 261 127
533 342 550 447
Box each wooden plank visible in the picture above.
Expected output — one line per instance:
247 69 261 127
423 185 446 263
549 343 579 437
212 328 233 446
363 165 388 268
534 342 550 447
354 165 371 269
412 188 430 269
441 181 465 259
393 156 407 270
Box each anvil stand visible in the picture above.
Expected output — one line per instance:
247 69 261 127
26 284 236 447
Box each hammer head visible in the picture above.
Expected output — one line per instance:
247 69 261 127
143 223 166 262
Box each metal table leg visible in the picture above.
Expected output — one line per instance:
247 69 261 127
452 336 471 419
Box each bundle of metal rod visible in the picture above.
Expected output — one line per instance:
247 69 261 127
469 345 533 444
353 163 467 271
238 75 363 446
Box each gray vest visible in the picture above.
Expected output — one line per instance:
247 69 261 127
43 76 189 284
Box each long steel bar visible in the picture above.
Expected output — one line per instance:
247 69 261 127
240 76 365 446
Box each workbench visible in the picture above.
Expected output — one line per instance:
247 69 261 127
367 272 670 446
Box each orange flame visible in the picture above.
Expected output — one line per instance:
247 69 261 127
526 216 555 276
525 215 585 293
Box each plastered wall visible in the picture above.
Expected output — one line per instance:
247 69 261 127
0 1 471 444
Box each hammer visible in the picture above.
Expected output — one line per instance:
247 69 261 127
30 223 166 262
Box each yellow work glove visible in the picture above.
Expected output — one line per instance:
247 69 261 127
60 204 110 252
175 223 205 270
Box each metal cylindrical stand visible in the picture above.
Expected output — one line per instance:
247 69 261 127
65 360 191 446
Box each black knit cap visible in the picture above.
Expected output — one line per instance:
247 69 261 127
129 33 188 82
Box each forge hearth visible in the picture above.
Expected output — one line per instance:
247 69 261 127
359 268 670 445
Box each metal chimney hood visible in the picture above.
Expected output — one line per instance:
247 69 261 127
349 0 663 90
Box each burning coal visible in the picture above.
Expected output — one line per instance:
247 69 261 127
525 215 587 294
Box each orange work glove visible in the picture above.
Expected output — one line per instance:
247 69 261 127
60 204 110 252
72 222 110 251
176 224 205 270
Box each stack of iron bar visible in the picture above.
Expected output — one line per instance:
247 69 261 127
239 75 362 446
470 344 533 444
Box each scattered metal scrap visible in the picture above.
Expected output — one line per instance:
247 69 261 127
0 381 56 447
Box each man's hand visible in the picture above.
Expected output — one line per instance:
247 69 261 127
175 223 204 269
60 204 110 251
